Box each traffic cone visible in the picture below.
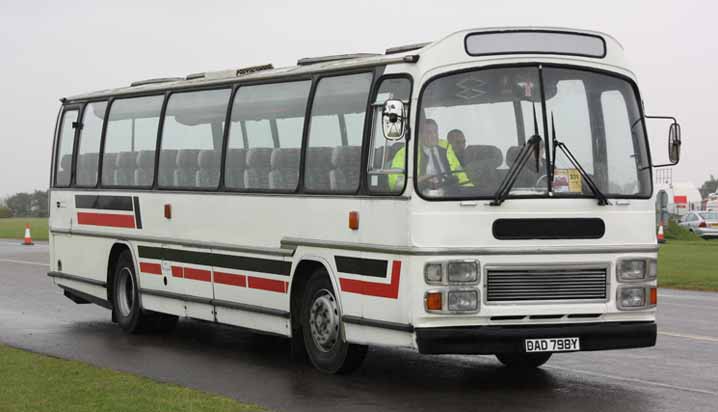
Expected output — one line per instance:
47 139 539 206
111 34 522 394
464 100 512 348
22 224 34 246
657 221 666 244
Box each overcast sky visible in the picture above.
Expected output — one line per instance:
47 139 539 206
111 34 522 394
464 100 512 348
0 0 714 197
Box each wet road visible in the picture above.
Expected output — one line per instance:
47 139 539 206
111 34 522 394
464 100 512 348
1 239 717 411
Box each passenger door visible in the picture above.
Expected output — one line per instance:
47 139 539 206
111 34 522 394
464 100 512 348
50 107 81 270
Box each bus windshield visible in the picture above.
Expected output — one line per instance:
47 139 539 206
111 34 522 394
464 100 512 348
418 65 651 200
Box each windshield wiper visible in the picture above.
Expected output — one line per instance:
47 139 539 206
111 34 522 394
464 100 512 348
491 104 542 206
549 112 609 206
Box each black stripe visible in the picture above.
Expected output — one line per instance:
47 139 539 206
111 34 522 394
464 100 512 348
335 256 387 278
133 196 143 229
138 246 291 276
342 315 414 332
75 195 133 211
48 271 107 287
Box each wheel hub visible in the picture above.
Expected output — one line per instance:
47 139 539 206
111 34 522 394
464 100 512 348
309 290 340 352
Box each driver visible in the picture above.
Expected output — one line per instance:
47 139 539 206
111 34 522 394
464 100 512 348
388 118 470 190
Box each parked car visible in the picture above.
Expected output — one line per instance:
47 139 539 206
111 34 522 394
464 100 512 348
679 211 718 238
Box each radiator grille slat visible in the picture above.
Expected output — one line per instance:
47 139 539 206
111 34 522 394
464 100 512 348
486 268 607 302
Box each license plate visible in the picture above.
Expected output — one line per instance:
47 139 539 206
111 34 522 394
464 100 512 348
525 337 580 353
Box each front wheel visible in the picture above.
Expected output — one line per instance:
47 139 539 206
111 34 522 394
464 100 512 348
496 352 552 369
300 270 367 374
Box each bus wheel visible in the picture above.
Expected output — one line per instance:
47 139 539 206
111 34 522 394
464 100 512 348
300 270 367 374
495 353 552 369
112 250 177 334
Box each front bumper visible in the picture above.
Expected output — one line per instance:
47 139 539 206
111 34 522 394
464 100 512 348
415 321 656 354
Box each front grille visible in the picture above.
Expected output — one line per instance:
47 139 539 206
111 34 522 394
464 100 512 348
486 267 607 302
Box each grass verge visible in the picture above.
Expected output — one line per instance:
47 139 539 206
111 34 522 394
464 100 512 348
0 217 49 241
659 240 718 291
0 344 262 412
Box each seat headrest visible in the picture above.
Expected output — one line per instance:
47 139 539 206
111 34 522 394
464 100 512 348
80 153 98 166
60 154 72 169
176 150 200 167
463 145 503 170
116 152 137 168
246 148 273 168
505 146 521 167
227 148 247 169
198 150 219 169
136 150 155 168
270 148 300 169
331 146 361 167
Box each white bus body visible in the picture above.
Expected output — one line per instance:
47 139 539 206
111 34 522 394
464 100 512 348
49 27 674 372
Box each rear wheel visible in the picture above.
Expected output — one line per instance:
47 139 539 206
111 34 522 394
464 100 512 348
112 250 177 334
496 352 552 369
300 269 367 374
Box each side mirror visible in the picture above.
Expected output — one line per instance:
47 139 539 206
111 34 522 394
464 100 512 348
382 99 406 140
668 122 681 164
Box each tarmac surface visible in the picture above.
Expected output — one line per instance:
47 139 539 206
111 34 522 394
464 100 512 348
1 239 717 411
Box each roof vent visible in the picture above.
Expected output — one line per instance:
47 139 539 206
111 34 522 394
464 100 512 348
130 77 183 87
185 72 205 80
236 63 274 76
297 53 380 66
385 42 430 55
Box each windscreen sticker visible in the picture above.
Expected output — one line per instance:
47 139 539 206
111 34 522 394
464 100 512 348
553 169 582 193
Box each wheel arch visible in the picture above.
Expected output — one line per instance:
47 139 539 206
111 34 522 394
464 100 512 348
289 254 342 332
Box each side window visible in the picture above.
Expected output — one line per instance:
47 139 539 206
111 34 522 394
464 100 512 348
601 90 639 194
367 77 411 194
226 81 311 191
76 102 107 187
159 89 231 189
305 73 372 193
54 109 79 187
102 95 163 187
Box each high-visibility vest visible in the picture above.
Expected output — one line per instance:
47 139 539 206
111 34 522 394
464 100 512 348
388 140 472 190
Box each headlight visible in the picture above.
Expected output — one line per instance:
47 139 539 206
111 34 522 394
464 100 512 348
617 259 657 282
447 290 479 312
424 263 443 284
447 260 479 283
617 286 655 310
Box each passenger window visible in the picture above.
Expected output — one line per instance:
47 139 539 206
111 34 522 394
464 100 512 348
227 81 311 191
305 73 372 193
367 77 411 194
159 89 231 189
76 102 106 187
102 95 163 187
54 109 79 187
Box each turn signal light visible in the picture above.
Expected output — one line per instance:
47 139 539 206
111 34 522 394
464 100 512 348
349 211 359 230
425 291 442 311
650 287 658 305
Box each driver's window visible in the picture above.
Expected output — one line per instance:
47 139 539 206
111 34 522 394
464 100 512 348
368 77 411 194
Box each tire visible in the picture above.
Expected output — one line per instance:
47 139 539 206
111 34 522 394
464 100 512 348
495 352 552 369
300 269 367 374
112 250 178 334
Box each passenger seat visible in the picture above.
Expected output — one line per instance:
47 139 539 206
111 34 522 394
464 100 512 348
330 146 361 192
77 153 99 186
196 150 220 188
269 148 300 191
304 147 334 191
173 150 200 187
114 152 137 186
158 149 178 187
225 148 247 189
101 153 118 185
462 145 503 193
134 150 155 186
244 148 273 190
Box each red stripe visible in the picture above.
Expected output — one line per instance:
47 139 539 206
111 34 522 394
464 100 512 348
248 276 287 293
184 267 211 282
139 262 162 275
339 260 401 299
171 266 184 278
214 271 247 287
77 212 135 228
